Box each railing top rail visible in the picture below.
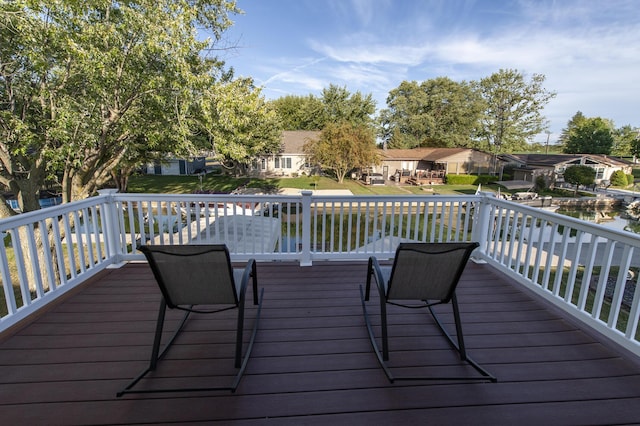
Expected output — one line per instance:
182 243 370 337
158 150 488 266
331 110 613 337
0 194 110 231
486 194 640 248
112 192 483 202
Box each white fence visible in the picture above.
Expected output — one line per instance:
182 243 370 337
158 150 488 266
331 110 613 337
0 189 638 356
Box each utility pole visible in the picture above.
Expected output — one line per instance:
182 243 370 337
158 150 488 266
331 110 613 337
545 131 551 154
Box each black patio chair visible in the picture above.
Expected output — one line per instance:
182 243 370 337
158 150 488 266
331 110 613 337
117 244 263 396
361 242 496 383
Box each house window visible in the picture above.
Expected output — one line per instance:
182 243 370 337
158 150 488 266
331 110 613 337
595 167 604 179
275 156 291 169
261 158 266 170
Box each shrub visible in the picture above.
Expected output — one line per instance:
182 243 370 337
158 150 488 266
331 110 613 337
627 174 635 185
535 175 547 191
610 170 628 187
445 174 497 185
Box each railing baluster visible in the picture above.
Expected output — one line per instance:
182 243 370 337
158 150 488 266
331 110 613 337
592 240 615 320
1 191 639 355
39 219 56 292
608 245 633 329
0 235 16 315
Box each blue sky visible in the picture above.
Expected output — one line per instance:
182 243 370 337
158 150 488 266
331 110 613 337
216 0 639 143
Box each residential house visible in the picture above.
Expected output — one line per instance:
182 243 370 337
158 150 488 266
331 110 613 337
371 147 494 183
145 156 207 176
502 153 633 187
251 130 319 177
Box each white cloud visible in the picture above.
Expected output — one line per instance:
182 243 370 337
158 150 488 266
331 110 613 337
308 39 434 66
227 0 640 135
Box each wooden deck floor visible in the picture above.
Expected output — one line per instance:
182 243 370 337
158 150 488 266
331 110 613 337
1 260 640 425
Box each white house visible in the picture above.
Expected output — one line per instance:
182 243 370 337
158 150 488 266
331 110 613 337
251 130 319 177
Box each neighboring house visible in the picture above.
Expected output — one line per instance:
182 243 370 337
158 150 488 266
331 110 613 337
145 156 206 176
251 130 320 177
502 153 633 187
371 148 494 183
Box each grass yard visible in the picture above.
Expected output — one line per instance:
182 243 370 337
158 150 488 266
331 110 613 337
126 174 483 196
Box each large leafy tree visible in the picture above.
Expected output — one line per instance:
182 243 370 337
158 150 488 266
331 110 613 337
612 124 640 157
197 77 283 175
563 117 614 154
319 84 375 127
271 94 325 130
303 121 379 183
379 77 484 149
475 69 556 158
558 111 587 149
272 84 375 131
0 0 242 213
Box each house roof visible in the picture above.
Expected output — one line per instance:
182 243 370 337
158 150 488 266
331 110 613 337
508 153 632 168
379 147 477 161
281 130 320 154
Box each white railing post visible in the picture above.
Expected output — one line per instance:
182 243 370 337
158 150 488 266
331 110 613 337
472 194 492 258
97 189 123 265
300 190 313 266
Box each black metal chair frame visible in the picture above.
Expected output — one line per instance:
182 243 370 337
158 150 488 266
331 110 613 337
360 242 497 383
117 244 263 396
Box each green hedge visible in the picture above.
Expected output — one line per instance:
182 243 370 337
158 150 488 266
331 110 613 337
445 174 497 185
610 170 628 187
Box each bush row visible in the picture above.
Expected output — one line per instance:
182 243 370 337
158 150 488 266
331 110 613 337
444 174 498 185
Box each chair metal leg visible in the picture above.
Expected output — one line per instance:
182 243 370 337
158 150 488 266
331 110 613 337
428 295 497 382
361 285 496 383
149 298 167 370
360 285 395 382
230 287 264 392
235 293 246 369
451 293 468 361
117 289 264 396
365 258 373 301
118 298 191 397
251 260 259 306
380 296 389 361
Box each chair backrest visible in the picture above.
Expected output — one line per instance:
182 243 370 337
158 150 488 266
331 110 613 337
139 244 238 308
386 242 479 302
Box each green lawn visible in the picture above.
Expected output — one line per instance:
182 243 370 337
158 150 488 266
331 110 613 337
126 174 485 196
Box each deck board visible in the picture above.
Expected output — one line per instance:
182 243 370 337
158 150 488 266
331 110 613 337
1 261 640 425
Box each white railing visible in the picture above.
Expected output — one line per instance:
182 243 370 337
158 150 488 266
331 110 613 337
0 189 638 357
473 195 640 356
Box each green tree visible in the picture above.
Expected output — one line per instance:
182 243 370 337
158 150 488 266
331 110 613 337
272 85 375 131
612 124 640 157
379 78 483 149
319 84 376 127
271 94 324 130
563 165 595 195
475 69 556 167
558 111 587 149
0 0 242 210
303 121 380 183
0 0 242 291
563 117 614 154
197 78 283 175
